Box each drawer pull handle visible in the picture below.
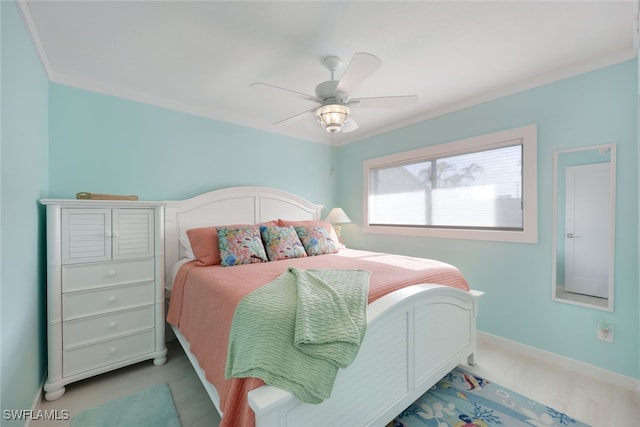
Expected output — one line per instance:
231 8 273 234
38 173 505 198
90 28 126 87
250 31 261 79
108 321 117 329
106 270 117 277
109 347 117 355
107 296 118 303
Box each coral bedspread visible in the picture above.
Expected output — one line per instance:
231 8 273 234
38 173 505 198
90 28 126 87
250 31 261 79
166 249 469 427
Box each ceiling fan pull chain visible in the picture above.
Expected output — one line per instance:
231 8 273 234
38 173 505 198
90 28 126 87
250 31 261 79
330 132 335 176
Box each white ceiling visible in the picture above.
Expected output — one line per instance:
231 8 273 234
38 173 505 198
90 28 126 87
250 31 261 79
20 1 638 145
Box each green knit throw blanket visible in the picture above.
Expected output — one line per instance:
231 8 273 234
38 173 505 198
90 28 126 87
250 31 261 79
225 267 371 404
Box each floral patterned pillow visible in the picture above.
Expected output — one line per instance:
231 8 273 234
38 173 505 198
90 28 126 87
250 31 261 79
295 225 338 256
259 225 307 261
217 226 268 266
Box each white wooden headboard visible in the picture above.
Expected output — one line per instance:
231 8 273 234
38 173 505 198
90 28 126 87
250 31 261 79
163 186 323 273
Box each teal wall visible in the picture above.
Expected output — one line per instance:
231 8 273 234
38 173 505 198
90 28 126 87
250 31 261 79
338 60 639 378
48 84 337 210
1 2 50 425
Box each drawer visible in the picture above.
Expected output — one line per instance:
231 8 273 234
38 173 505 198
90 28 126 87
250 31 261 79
63 329 154 377
63 281 154 320
62 258 154 292
63 305 154 347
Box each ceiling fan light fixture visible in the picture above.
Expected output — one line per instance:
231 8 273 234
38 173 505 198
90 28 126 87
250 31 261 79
316 104 350 133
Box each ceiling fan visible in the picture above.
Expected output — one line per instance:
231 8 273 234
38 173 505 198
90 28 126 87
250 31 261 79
251 52 419 134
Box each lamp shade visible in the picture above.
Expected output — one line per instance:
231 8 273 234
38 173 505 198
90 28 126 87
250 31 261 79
325 208 352 224
316 104 350 133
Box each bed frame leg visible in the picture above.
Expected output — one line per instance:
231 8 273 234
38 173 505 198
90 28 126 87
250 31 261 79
467 353 476 366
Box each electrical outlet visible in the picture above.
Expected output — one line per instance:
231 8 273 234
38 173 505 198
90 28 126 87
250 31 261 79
597 320 614 343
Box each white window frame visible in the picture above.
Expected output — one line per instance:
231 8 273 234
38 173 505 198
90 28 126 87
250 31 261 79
363 124 538 243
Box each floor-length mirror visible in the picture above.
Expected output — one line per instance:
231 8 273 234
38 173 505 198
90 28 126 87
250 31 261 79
552 144 615 311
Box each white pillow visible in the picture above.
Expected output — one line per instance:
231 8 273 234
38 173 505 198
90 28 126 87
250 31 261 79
179 232 195 260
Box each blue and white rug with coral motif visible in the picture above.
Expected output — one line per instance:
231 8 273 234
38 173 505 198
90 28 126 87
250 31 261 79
390 368 590 427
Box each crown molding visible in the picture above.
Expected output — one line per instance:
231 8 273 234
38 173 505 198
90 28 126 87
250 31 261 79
16 0 636 148
17 1 53 80
346 49 637 146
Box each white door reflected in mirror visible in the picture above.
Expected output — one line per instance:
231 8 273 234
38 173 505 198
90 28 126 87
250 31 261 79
552 144 615 311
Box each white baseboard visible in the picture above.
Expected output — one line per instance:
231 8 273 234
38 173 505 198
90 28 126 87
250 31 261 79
26 375 45 427
477 332 640 395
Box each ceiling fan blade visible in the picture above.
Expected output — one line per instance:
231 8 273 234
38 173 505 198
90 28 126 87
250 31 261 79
335 52 382 95
251 82 322 104
342 117 359 133
348 95 419 109
272 107 317 126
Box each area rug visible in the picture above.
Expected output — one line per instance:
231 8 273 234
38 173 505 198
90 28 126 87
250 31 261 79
389 368 590 427
71 383 181 427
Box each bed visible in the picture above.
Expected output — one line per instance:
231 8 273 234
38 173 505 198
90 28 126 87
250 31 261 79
164 186 482 427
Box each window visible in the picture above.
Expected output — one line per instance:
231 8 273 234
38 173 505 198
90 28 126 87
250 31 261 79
364 125 537 243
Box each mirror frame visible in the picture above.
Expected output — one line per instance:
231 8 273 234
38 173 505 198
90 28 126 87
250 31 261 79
551 143 616 311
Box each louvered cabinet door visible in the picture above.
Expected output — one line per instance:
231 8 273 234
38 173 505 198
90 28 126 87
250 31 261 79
113 209 154 260
62 208 112 264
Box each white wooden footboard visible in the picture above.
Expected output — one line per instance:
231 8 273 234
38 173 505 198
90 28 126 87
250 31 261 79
248 284 482 427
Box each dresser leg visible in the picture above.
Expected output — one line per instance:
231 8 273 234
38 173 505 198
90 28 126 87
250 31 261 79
153 356 167 366
153 347 168 366
44 385 66 401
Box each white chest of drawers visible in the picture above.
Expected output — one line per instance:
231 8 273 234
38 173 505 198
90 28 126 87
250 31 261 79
40 199 167 400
